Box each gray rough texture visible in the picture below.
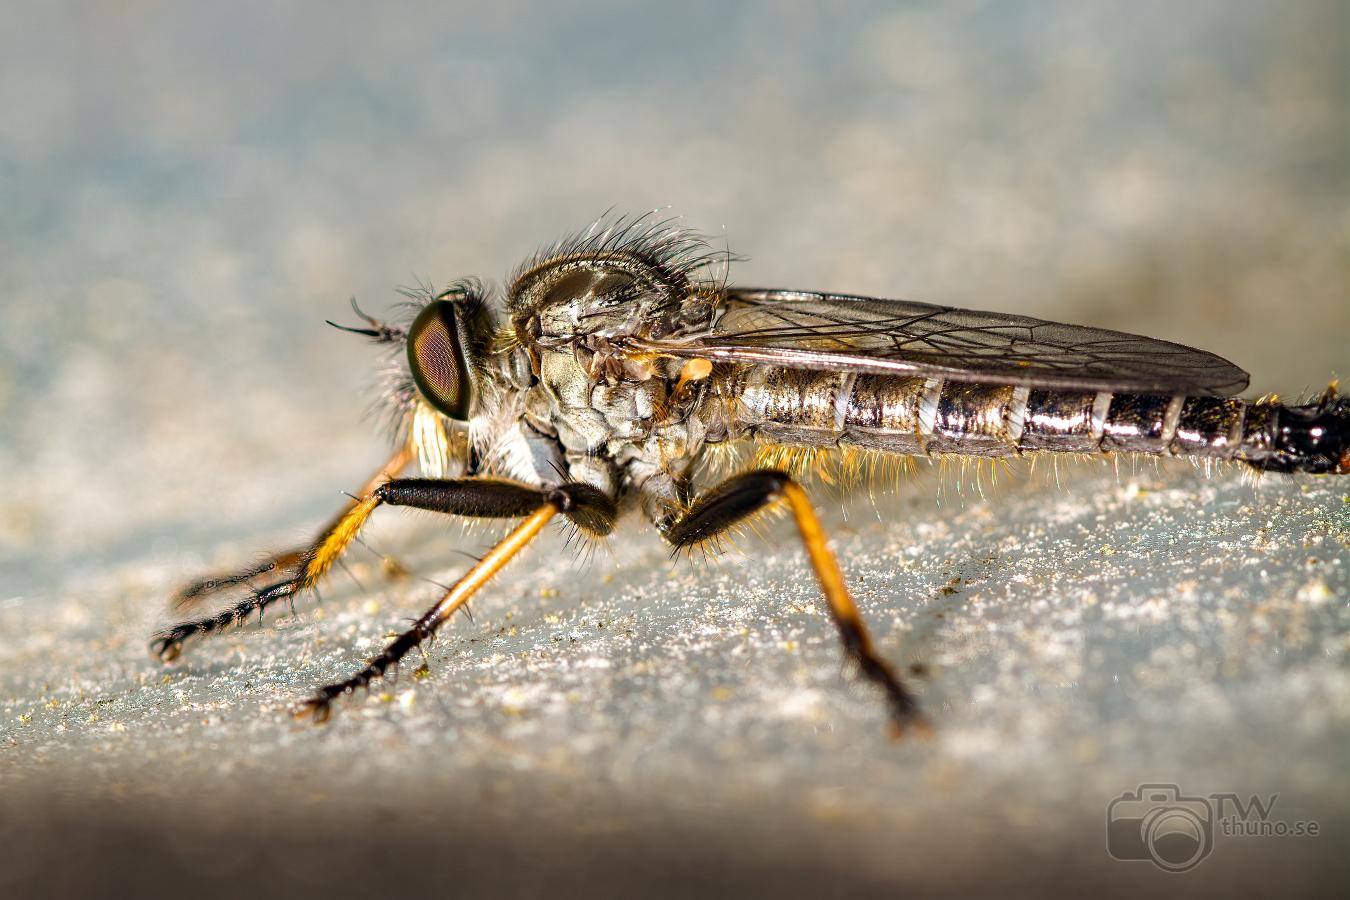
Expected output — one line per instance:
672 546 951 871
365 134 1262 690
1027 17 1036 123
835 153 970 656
1 2 1347 897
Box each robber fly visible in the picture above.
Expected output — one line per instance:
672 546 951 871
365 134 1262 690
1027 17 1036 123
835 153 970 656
154 213 1350 734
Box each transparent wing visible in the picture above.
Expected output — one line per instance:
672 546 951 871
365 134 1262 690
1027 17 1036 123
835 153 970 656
636 288 1249 394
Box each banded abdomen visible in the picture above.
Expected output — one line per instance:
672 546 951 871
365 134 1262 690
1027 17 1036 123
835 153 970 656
709 366 1350 475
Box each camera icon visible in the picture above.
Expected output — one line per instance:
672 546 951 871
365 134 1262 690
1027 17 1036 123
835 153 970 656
1106 784 1214 872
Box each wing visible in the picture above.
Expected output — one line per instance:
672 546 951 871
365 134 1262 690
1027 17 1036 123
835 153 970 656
635 288 1250 395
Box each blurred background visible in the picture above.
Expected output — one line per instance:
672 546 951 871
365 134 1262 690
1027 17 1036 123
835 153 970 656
1 2 1346 897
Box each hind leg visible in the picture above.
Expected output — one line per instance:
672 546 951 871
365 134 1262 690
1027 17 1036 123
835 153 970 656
655 469 928 737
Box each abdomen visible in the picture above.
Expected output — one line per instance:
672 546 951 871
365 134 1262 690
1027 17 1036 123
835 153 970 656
708 366 1349 474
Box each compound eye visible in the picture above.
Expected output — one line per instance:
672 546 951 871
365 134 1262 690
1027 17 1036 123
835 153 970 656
407 300 473 420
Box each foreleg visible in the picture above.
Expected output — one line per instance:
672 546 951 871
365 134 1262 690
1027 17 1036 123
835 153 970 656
170 446 414 609
152 477 615 661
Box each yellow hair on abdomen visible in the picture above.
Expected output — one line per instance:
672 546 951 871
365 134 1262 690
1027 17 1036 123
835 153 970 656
748 441 917 491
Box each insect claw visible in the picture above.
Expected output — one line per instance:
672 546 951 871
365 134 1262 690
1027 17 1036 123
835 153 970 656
294 697 332 724
151 635 183 663
887 715 934 742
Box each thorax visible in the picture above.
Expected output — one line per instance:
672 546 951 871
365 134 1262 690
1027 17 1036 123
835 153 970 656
522 345 713 482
